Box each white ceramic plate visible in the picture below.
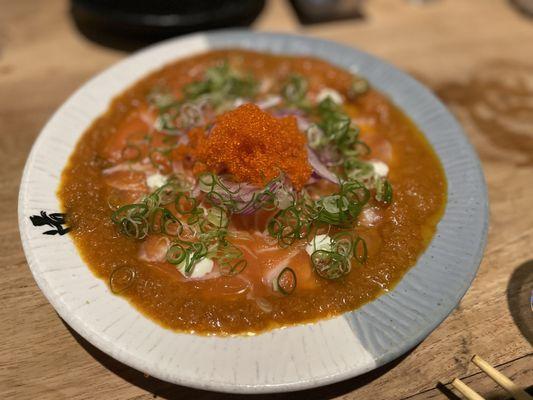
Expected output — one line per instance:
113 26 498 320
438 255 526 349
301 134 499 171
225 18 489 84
18 31 488 393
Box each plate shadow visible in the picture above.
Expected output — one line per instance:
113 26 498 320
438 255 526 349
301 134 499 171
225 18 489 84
62 320 411 399
506 259 533 345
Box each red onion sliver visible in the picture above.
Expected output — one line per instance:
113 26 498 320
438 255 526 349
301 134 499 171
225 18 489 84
307 147 339 184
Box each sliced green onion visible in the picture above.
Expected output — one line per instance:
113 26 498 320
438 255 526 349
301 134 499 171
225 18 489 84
149 207 183 236
155 182 179 205
375 178 393 205
331 231 354 258
174 192 198 214
106 190 123 211
267 206 306 247
166 243 188 265
314 96 378 183
182 61 257 105
222 258 247 276
109 265 137 294
184 241 208 275
147 87 177 109
282 74 309 107
216 240 247 276
276 267 297 295
353 236 368 263
349 77 369 98
344 158 374 180
311 250 351 280
111 204 149 239
111 204 148 223
206 206 229 229
353 140 371 156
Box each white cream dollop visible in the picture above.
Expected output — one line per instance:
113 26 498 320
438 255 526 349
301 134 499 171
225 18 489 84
146 173 167 191
178 257 214 279
305 234 333 256
369 160 389 177
316 88 344 104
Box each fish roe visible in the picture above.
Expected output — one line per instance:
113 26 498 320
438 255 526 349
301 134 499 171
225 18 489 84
185 103 312 189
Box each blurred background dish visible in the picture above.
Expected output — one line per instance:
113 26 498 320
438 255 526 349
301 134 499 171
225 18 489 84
71 0 266 50
289 0 364 24
70 0 373 50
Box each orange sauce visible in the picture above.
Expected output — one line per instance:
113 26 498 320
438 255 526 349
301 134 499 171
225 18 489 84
58 50 447 335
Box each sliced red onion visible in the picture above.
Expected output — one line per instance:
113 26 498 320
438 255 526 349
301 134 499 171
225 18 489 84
319 145 344 167
255 297 273 313
191 184 202 198
307 147 339 184
255 95 282 109
201 175 286 215
295 115 311 132
155 99 212 136
238 178 285 215
272 108 304 118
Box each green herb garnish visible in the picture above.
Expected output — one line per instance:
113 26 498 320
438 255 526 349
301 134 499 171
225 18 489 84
348 77 369 99
276 267 297 295
375 178 393 205
310 232 367 280
282 74 310 109
183 61 257 105
109 265 137 294
110 65 390 285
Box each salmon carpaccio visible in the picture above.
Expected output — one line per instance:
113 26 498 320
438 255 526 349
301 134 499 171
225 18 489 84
59 50 446 335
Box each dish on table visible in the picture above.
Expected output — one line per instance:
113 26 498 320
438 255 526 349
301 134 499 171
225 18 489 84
59 49 446 335
19 31 488 393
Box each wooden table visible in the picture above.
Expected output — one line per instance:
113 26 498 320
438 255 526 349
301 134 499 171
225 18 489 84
1 1 532 398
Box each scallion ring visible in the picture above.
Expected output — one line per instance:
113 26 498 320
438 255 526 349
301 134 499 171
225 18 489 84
353 236 368 264
109 265 137 294
311 250 351 280
276 267 297 295
166 243 188 265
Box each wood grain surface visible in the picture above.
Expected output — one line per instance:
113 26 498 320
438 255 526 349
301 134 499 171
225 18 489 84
1 0 532 399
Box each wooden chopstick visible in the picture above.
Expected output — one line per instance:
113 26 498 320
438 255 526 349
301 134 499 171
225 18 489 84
450 355 532 400
471 355 533 400
452 378 486 400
